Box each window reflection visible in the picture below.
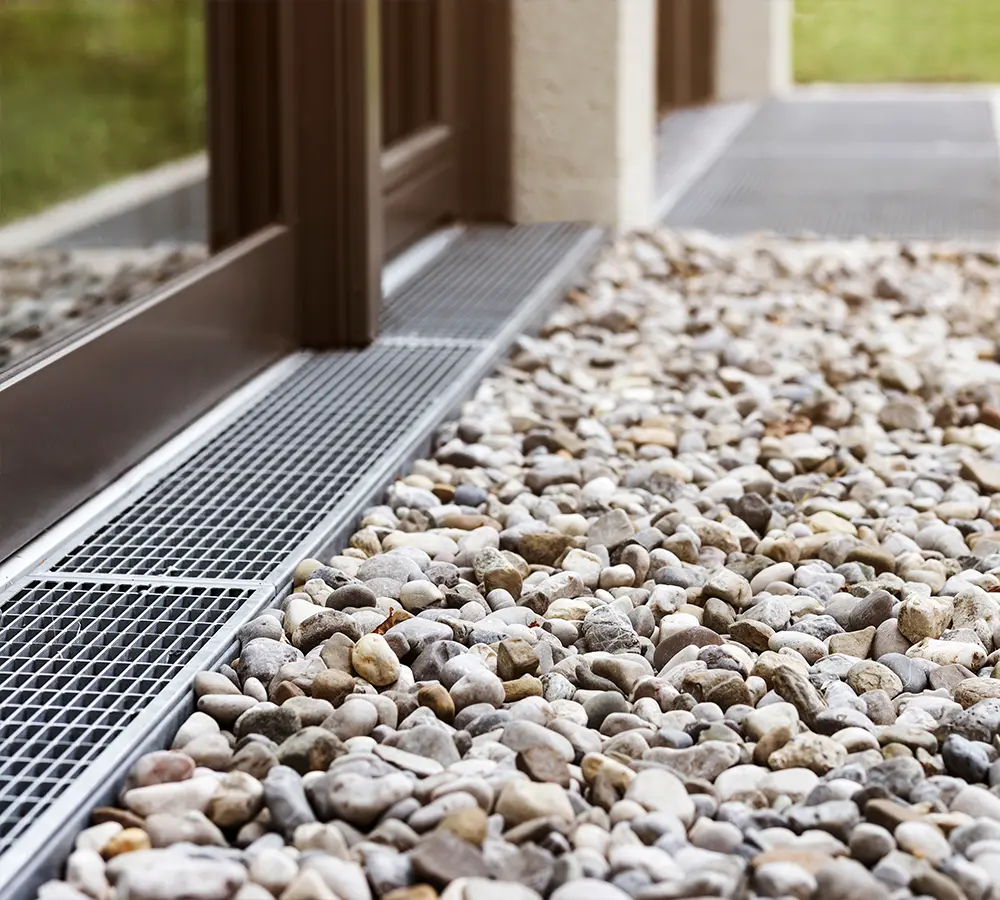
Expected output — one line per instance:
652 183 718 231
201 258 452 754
0 0 208 370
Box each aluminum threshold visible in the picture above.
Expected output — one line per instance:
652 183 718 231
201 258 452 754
0 221 605 900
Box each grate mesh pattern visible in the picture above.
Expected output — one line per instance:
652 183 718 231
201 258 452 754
0 579 259 855
731 98 997 147
0 222 604 896
665 98 1000 239
46 343 480 580
666 154 1000 239
380 223 592 339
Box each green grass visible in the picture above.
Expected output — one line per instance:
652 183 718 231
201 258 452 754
794 0 1000 84
0 0 205 224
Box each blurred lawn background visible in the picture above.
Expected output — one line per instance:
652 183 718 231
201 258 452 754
0 0 204 224
3 1 1000 225
795 0 1000 84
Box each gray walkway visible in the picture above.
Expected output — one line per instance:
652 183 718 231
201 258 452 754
660 91 1000 239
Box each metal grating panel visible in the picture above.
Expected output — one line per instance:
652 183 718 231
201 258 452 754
380 223 593 338
732 98 997 147
0 579 260 855
0 221 605 899
664 97 1000 239
665 153 1000 239
656 104 753 197
46 343 481 580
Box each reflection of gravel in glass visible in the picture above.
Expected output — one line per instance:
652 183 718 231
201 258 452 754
0 243 208 371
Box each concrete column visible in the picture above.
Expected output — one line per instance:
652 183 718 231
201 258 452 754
509 0 656 234
715 0 792 102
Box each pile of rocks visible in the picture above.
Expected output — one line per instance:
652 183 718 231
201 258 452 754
38 230 1000 900
0 243 207 369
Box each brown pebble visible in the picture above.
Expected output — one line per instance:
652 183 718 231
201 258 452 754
432 484 456 503
729 620 775 653
102 827 151 858
865 798 925 830
753 724 793 767
503 675 543 702
751 848 833 874
980 404 1000 430
383 887 439 900
437 806 488 846
92 807 146 830
653 625 723 670
311 669 357 706
882 743 914 759
272 680 306 704
417 684 455 723
910 868 966 900
438 514 503 531
516 532 575 566
517 745 571 788
497 637 540 681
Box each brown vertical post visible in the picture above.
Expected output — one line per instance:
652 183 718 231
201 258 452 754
673 0 693 108
456 0 512 221
207 0 282 251
656 0 676 115
691 0 716 104
279 0 384 348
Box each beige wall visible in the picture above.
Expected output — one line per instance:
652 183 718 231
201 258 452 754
715 0 792 101
509 0 656 234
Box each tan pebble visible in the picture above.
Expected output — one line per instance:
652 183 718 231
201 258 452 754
102 828 151 858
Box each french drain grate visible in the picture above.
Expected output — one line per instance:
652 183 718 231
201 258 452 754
379 223 593 339
42 342 481 582
39 223 602 583
0 578 266 858
0 220 604 897
665 98 1000 239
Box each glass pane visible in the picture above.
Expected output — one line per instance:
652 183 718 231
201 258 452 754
381 0 439 148
0 0 208 372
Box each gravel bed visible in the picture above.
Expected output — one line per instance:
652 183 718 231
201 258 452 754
0 244 207 370
37 230 1000 900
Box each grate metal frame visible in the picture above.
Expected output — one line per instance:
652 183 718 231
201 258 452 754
0 222 605 899
0 578 275 897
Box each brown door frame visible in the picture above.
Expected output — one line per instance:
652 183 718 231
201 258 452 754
279 0 384 348
0 0 344 560
380 0 459 257
657 0 716 116
456 0 512 222
0 0 514 563
381 0 512 255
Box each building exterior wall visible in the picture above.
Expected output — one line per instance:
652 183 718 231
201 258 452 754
715 0 792 101
509 0 656 234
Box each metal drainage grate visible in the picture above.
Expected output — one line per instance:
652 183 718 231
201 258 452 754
666 153 1000 239
731 98 997 148
0 220 605 899
44 342 481 581
0 578 263 857
380 223 594 339
665 98 1000 239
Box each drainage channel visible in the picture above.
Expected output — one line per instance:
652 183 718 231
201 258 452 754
0 222 604 899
